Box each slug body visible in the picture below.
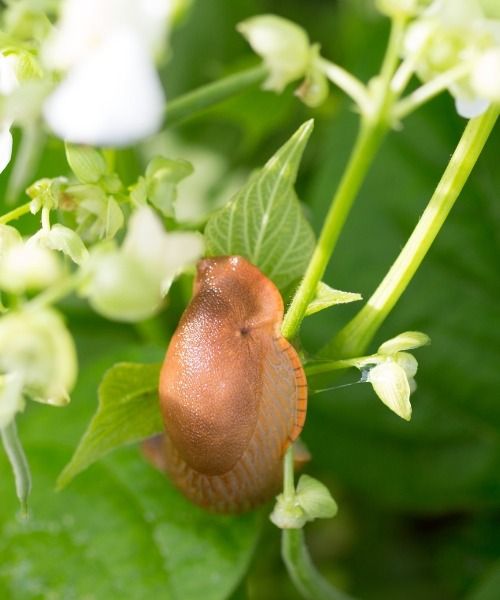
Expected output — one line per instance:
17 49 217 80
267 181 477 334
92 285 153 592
158 256 307 513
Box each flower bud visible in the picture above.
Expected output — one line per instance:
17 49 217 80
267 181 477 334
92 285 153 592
238 15 311 92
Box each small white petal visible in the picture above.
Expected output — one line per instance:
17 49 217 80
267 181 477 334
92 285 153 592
454 94 490 119
471 48 500 102
0 373 25 429
378 331 430 354
162 232 204 278
43 30 165 146
0 127 13 174
123 206 169 274
393 351 418 378
0 53 18 95
368 361 412 421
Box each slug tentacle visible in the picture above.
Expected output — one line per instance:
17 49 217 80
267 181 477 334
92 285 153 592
158 255 307 513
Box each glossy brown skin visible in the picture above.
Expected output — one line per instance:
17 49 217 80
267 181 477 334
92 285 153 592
158 256 307 513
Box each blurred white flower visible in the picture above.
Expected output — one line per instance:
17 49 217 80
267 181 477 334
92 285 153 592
0 52 19 173
402 0 500 118
43 0 171 146
0 308 77 409
0 233 62 294
83 206 204 321
237 15 311 92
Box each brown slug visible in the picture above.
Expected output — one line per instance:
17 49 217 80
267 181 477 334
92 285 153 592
158 256 307 513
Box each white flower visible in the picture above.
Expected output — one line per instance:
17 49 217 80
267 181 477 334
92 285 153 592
44 30 165 146
83 207 204 322
237 15 311 92
0 235 62 294
0 52 19 173
43 0 172 69
43 0 171 146
403 0 500 118
0 308 77 408
355 331 430 421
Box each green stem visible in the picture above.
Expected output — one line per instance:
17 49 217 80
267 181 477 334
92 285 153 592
1 419 31 517
25 271 83 310
330 105 499 358
5 123 45 206
305 359 357 377
283 446 295 501
282 16 408 341
0 201 32 225
165 65 268 127
394 63 471 121
281 120 388 340
282 529 353 600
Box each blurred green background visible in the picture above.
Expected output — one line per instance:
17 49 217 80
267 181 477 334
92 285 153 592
1 1 499 599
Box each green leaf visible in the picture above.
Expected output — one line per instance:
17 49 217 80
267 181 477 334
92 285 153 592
65 144 107 184
305 281 362 316
1 444 262 600
57 362 163 489
204 120 316 291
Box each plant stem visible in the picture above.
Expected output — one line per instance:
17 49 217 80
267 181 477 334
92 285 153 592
283 446 295 501
330 105 499 358
0 201 32 225
6 123 45 206
305 359 357 377
165 65 268 127
281 120 387 340
318 58 370 113
282 16 408 341
25 271 84 310
394 63 471 120
282 529 353 600
1 419 31 517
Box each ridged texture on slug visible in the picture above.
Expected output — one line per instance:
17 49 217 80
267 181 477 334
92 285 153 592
158 256 307 512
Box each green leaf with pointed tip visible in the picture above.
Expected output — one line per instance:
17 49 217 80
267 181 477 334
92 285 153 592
204 120 316 291
305 281 362 317
57 362 163 489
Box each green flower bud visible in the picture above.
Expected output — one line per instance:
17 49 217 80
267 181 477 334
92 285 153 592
30 224 89 265
238 15 311 92
270 475 338 529
0 308 77 407
68 185 124 243
144 156 193 217
26 177 67 213
295 475 338 521
65 144 108 184
295 45 329 108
